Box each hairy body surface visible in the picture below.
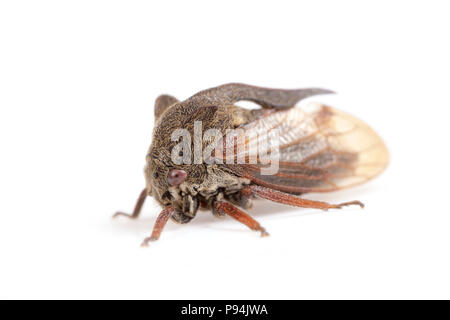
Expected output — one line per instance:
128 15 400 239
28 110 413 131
114 83 389 246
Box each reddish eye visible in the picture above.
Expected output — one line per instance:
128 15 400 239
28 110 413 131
168 169 187 186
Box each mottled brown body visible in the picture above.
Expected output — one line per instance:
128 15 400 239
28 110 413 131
114 83 388 246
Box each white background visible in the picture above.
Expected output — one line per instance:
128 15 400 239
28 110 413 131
1 1 449 299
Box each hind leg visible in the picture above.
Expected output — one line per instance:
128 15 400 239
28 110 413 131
247 185 364 210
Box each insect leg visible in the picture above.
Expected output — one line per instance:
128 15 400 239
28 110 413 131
141 205 175 247
248 185 364 210
213 201 269 237
113 188 148 219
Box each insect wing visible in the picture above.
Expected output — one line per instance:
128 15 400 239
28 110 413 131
217 103 389 193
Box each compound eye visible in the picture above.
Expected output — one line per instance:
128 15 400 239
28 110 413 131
167 169 187 186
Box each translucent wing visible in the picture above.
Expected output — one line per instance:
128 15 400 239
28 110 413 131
216 103 389 194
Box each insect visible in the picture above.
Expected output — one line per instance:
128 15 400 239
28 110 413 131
114 83 389 246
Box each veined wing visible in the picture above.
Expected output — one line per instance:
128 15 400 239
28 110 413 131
216 103 389 194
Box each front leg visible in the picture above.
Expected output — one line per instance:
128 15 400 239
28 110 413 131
213 201 269 237
141 205 175 247
113 188 148 219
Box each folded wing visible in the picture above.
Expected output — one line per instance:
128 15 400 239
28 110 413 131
217 103 389 194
